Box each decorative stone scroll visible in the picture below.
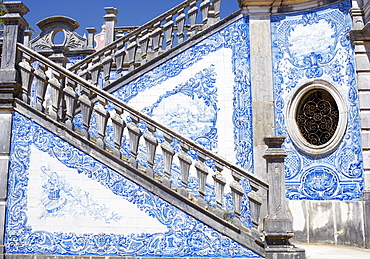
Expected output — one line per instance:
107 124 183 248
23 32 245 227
29 16 95 57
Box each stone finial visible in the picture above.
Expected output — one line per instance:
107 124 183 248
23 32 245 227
103 7 118 46
0 1 29 82
86 27 97 49
104 7 118 23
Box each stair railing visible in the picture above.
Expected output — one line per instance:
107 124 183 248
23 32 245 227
68 0 222 88
17 42 268 235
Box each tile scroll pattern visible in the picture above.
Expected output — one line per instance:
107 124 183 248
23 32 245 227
5 112 260 258
112 17 253 171
271 0 364 200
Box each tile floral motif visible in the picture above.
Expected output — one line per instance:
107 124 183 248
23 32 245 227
74 19 254 228
5 112 260 258
142 65 218 151
271 0 364 200
112 18 253 170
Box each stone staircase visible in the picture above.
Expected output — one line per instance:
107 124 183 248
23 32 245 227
68 0 222 88
0 1 307 258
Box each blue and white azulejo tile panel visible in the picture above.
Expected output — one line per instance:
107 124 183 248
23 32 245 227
271 0 364 200
5 112 261 258
112 17 253 173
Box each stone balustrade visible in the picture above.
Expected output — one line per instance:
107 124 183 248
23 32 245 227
17 42 268 235
68 0 222 87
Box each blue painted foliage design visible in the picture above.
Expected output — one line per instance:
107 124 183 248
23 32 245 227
271 0 364 200
113 18 253 170
5 112 260 258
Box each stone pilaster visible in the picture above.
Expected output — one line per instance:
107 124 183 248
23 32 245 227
350 1 370 249
240 5 275 183
263 136 305 259
350 0 370 192
103 7 118 46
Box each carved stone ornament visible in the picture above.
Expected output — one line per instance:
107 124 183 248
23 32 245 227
30 16 94 57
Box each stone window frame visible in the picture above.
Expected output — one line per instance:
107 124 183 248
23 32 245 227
286 79 348 155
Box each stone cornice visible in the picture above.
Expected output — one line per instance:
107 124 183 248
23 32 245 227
350 21 370 41
238 0 342 14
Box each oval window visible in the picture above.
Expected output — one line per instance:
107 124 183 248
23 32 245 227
296 89 339 146
286 80 347 155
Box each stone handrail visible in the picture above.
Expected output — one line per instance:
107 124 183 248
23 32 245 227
68 0 222 87
17 42 268 233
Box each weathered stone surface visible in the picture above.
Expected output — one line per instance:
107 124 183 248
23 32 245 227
289 200 308 243
360 111 370 129
359 92 370 109
289 200 367 247
335 202 365 247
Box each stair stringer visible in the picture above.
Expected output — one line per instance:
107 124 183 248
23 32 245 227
7 99 266 258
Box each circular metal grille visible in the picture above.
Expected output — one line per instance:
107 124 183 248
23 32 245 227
296 89 339 146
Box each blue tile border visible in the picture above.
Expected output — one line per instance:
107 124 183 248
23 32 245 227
5 112 260 258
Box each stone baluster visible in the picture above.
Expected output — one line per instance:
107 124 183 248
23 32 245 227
144 124 158 178
63 79 78 130
114 41 126 77
23 30 33 48
94 97 109 149
48 71 64 121
103 7 118 46
178 142 192 197
78 88 93 139
200 0 210 27
248 189 263 230
195 152 209 208
187 1 198 38
161 133 175 188
127 36 137 71
212 162 226 215
127 114 142 168
230 170 244 227
213 0 221 21
176 8 186 44
111 106 126 158
207 3 216 25
79 63 90 82
89 55 102 86
49 46 69 68
139 29 150 65
102 50 113 87
163 15 174 50
34 62 49 112
86 27 97 49
151 22 163 58
18 53 34 103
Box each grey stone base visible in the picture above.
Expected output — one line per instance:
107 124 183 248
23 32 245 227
288 200 367 247
5 255 254 259
265 246 306 259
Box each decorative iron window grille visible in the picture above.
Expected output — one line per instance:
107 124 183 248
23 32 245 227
296 90 339 146
286 80 347 155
